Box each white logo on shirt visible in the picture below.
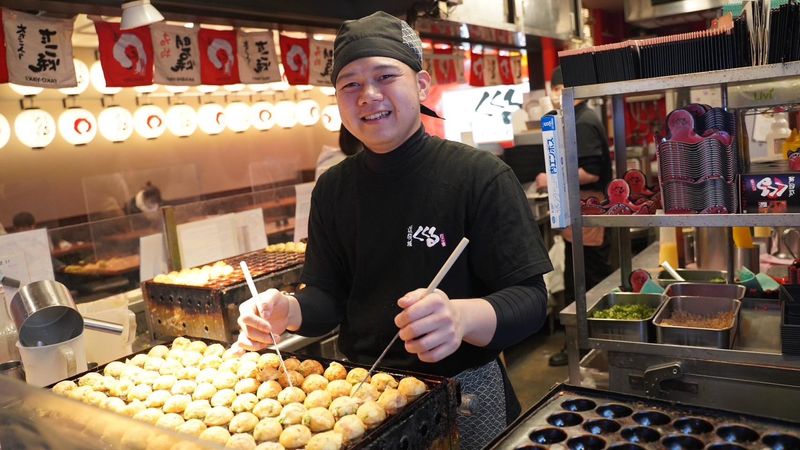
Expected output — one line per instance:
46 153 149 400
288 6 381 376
407 225 447 248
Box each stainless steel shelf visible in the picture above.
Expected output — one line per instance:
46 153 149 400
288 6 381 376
581 213 800 227
572 61 800 99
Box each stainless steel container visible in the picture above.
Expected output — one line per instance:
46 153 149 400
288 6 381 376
656 269 727 287
0 360 25 381
587 293 663 343
654 296 742 349
695 227 729 269
663 282 746 300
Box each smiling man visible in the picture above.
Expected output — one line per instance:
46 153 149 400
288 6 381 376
236 11 552 448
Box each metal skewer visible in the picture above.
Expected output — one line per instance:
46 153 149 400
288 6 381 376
352 237 470 395
240 260 293 388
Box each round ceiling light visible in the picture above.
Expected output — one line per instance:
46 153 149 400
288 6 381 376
249 101 275 131
14 109 56 149
166 104 197 137
296 99 321 126
58 59 91 96
0 114 11 149
133 104 167 139
58 108 97 146
321 104 341 132
274 101 297 129
225 102 251 133
90 61 123 95
98 106 134 143
197 103 226 135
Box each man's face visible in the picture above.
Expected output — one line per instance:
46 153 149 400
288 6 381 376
335 56 431 154
550 83 563 110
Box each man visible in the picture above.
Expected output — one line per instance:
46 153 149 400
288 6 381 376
11 212 36 232
536 66 613 365
237 11 552 448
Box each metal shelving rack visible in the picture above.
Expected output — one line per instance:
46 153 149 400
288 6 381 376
560 61 800 419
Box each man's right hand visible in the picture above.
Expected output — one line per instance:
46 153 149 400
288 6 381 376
236 288 301 351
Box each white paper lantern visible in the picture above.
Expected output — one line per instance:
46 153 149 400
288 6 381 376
58 108 97 145
58 59 90 95
249 101 275 131
164 85 190 94
90 61 123 95
274 101 297 128
321 104 341 132
223 83 245 92
134 104 167 139
0 114 10 149
197 103 226 135
225 102 250 133
98 106 134 142
14 109 56 149
318 86 336 96
247 83 270 93
9 83 43 96
296 99 321 126
196 84 219 94
166 104 197 137
133 84 159 94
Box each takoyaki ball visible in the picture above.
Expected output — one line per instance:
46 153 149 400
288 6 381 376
172 380 197 395
301 407 335 433
145 389 172 408
188 340 208 354
257 353 281 370
128 384 153 402
134 407 165 425
326 380 352 399
329 396 359 421
204 406 235 427
231 393 259 413
279 424 312 449
180 351 203 368
252 398 283 419
301 374 329 394
398 376 426 400
176 366 199 381
67 385 93 402
129 353 149 367
213 371 239 390
52 380 77 396
103 396 128 415
356 400 386 429
85 390 108 407
193 383 217 401
159 359 184 376
256 367 280 383
78 371 104 388
226 433 257 450
235 377 259 395
172 337 192 350
200 355 223 369
177 419 207 437
253 417 283 442
156 412 185 431
204 343 226 357
199 426 231 446
123 400 147 417
196 368 218 384
345 368 369 385
99 375 119 393
221 347 241 360
163 394 192 414
241 351 261 364
282 357 301 372
278 370 304 389
237 361 259 379
107 378 132 398
148 344 170 358
277 386 306 405
278 402 306 426
144 357 166 372
350 383 380 403
119 365 143 382
137 370 160 386
323 362 347 381
304 389 332 409
334 415 366 443
255 443 285 450
219 359 240 374
257 380 282 399
166 348 185 362
184 399 212 420
153 375 178 391
104 361 127 378
305 431 343 450
370 373 398 392
377 388 407 415
211 388 237 407
298 359 324 378
229 411 259 433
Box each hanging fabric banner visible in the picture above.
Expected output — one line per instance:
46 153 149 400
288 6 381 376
433 47 456 85
483 54 500 86
150 23 200 86
94 20 153 87
198 28 239 85
469 51 484 87
498 54 515 85
454 50 466 84
0 10 8 83
422 48 435 82
308 39 333 86
511 54 523 84
279 35 309 85
4 8 75 88
236 29 281 84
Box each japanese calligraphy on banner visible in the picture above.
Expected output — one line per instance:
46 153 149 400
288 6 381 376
199 28 239 85
469 51 484 87
3 8 75 88
237 30 280 84
95 20 153 87
308 39 333 86
498 54 515 85
0 10 8 83
511 54 523 84
432 47 456 85
483 54 500 86
151 23 199 85
279 35 309 85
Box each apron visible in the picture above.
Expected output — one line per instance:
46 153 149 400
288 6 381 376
453 359 507 450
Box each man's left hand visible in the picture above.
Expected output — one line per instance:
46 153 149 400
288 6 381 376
394 289 464 363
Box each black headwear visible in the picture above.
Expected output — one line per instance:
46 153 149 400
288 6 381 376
551 66 564 87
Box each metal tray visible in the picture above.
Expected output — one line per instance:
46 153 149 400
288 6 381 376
664 282 746 300
486 383 800 449
654 296 742 349
587 293 663 343
656 269 727 287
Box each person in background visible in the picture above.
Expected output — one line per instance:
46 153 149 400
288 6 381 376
314 125 364 180
126 182 162 214
536 66 613 366
11 212 36 232
236 11 552 449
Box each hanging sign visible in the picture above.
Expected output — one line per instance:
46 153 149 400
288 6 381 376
483 54 500 86
469 51 485 87
511 54 523 84
58 58 90 95
279 35 309 85
4 8 75 88
0 9 8 83
150 23 200 86
237 29 280 84
94 20 154 87
498 54 514 85
199 28 239 85
433 47 456 85
308 39 333 86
